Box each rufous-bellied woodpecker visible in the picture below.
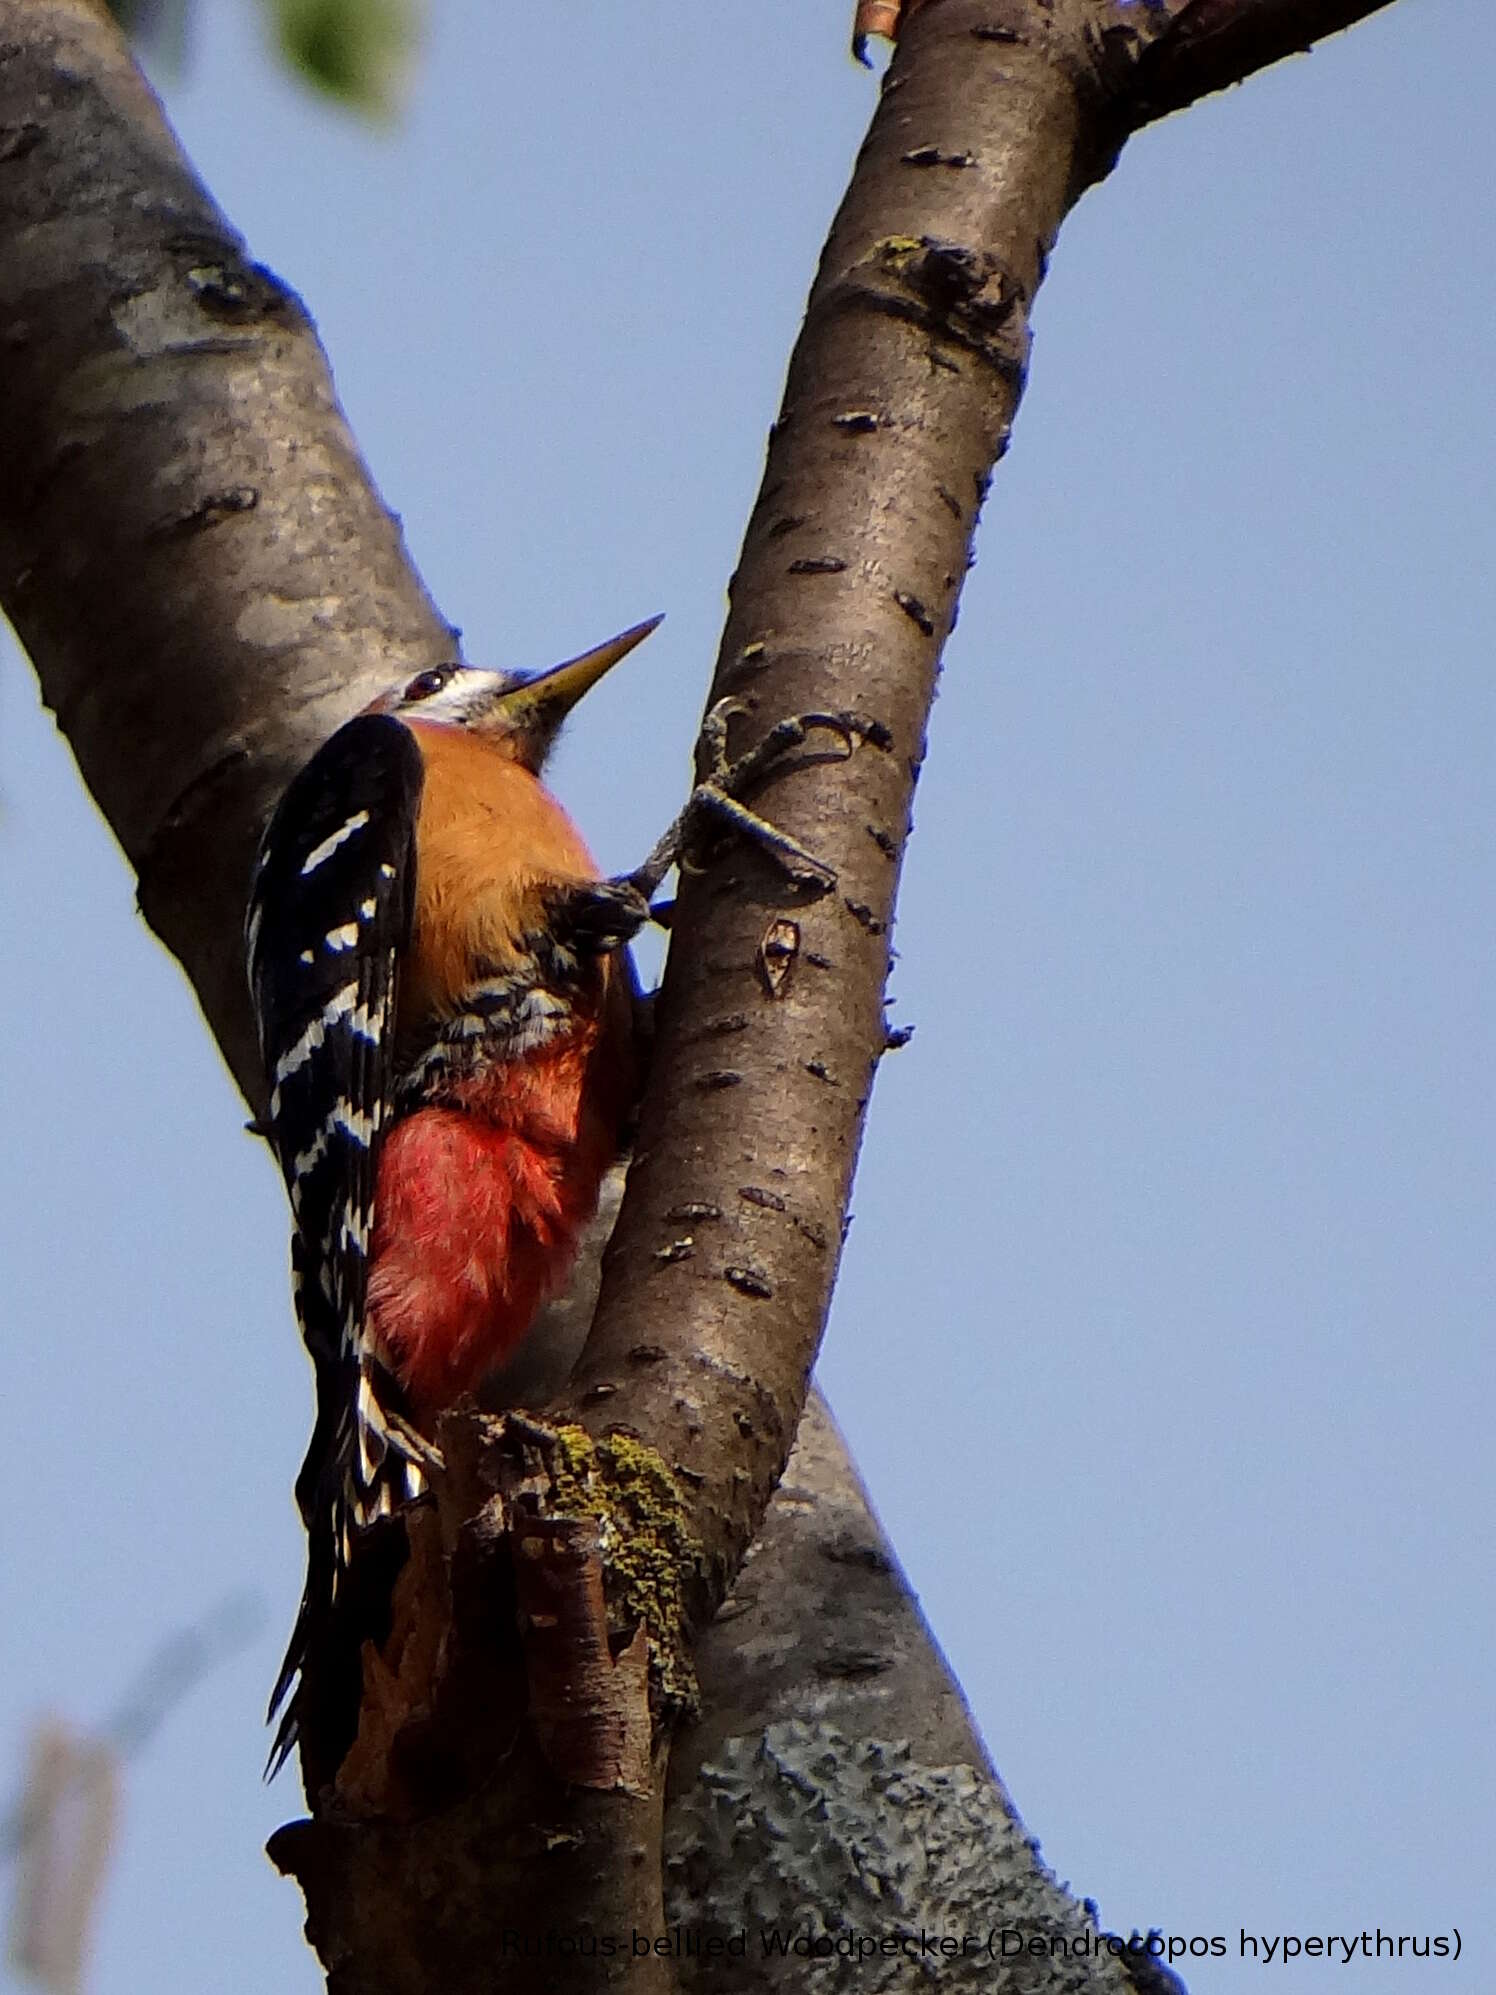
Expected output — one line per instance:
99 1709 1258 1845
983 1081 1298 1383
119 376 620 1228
248 618 854 1772
247 619 662 1770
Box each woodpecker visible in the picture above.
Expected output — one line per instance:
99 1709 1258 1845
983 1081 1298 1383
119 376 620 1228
247 618 661 1771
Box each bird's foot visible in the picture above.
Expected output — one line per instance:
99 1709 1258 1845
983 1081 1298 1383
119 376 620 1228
550 875 654 956
622 700 881 908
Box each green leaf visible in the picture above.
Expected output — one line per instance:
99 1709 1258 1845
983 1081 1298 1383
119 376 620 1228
267 0 422 117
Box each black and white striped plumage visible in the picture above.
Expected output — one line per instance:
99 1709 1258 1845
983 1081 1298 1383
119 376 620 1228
247 621 664 1779
247 712 429 1768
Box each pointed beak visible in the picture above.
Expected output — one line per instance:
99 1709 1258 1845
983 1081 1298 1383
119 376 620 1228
494 615 663 740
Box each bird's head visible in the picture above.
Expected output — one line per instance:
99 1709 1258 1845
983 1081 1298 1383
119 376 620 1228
371 615 662 772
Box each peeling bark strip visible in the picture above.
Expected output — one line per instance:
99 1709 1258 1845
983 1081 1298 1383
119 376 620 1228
1 0 1408 1987
491 1417 706 1726
511 1518 653 1794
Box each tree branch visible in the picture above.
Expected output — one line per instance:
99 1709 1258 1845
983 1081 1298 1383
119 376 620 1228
562 0 1075 1624
568 0 1416 1620
0 0 455 1103
1128 0 1404 130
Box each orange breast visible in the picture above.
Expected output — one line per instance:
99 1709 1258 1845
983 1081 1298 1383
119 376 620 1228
368 726 637 1415
398 721 604 1050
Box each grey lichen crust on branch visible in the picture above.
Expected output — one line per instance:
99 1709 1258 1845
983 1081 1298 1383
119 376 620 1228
661 1392 1141 1993
669 1727 1083 1991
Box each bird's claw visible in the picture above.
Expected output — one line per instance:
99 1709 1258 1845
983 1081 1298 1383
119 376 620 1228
678 786 837 891
704 703 875 796
622 702 881 907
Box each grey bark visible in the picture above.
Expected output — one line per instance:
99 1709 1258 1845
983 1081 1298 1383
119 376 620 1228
0 0 455 1102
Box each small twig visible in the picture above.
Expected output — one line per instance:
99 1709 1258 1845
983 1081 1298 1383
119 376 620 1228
1 1590 266 1858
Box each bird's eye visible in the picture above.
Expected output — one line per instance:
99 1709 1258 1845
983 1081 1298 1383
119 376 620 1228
403 666 455 703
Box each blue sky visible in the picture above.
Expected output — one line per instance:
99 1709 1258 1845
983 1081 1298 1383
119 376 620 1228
1 2 1490 1988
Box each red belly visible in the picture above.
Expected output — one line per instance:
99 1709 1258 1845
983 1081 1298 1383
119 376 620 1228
364 1043 616 1417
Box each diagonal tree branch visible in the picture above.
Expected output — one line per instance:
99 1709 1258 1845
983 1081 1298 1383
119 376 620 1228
1127 0 1403 128
0 0 455 1102
576 0 1414 1634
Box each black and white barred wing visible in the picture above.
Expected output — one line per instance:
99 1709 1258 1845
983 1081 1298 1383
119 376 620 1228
246 712 424 1523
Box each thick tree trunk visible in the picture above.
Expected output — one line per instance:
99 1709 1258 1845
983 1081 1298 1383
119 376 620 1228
0 0 1402 1988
